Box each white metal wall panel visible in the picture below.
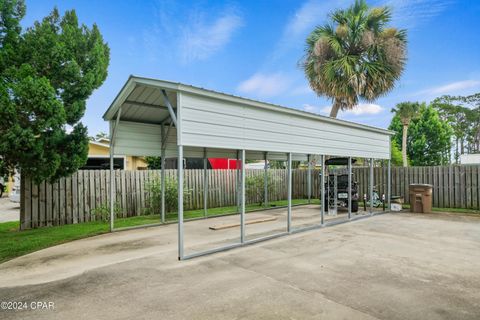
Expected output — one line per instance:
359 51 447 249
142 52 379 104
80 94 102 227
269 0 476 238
180 92 390 159
112 120 309 160
113 121 240 159
114 121 163 156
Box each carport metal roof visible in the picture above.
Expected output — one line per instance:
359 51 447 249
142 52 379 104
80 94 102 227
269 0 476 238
103 76 393 161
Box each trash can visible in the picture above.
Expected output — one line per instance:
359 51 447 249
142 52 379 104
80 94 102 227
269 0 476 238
409 184 433 213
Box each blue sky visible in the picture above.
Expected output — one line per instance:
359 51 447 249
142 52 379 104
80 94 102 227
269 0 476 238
23 0 480 136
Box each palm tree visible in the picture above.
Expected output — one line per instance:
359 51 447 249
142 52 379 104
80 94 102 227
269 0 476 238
391 102 420 167
302 0 407 118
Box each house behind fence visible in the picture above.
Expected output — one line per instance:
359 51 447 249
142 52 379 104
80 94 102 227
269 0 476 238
20 165 480 229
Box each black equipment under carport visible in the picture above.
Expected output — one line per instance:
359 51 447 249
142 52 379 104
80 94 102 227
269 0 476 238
322 157 359 214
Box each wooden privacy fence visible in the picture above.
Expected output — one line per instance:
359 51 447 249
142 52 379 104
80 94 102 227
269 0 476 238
20 165 480 229
389 165 480 209
352 165 480 210
20 169 320 229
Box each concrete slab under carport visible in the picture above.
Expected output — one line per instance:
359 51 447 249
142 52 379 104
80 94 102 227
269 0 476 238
1 211 480 320
183 204 374 253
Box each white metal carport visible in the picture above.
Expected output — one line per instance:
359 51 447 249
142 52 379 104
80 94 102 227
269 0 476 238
104 75 393 260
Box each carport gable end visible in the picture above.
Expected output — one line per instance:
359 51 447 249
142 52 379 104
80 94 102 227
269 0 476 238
103 76 393 160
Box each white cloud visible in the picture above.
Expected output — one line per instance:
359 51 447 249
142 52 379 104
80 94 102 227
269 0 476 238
319 106 333 114
145 3 243 64
416 80 480 96
292 85 312 95
302 103 321 113
279 0 348 51
319 104 384 116
348 104 384 115
237 73 292 97
380 0 453 29
180 11 243 63
277 0 451 52
284 0 327 38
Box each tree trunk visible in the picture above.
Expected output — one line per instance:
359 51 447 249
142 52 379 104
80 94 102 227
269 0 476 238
329 100 341 118
402 124 408 167
455 138 459 164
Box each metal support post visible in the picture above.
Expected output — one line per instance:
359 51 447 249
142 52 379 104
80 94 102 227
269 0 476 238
160 124 166 223
109 145 115 232
348 157 352 219
307 154 312 204
203 148 208 218
178 145 184 260
370 158 374 214
264 152 268 208
287 152 292 232
333 174 338 215
236 150 240 213
109 107 122 232
387 159 391 211
161 89 177 127
321 155 325 225
240 149 246 243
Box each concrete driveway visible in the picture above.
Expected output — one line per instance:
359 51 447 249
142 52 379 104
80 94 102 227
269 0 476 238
0 210 479 319
0 197 19 223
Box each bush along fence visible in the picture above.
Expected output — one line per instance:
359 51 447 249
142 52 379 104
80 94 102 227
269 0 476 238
20 165 480 229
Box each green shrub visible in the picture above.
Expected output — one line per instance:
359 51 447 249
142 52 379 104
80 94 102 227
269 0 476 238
91 202 122 222
246 172 275 206
144 176 190 214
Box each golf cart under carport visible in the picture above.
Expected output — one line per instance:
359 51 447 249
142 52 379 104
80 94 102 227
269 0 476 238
323 157 359 213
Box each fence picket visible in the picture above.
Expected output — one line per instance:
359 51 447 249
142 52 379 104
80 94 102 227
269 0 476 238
472 166 478 209
459 166 466 208
52 179 59 226
89 171 95 220
78 172 84 223
432 167 437 207
66 176 73 224
83 171 90 222
444 166 449 208
23 177 32 229
39 181 46 227
72 173 78 224
466 166 472 209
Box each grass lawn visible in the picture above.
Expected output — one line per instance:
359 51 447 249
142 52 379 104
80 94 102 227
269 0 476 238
0 220 109 264
0 198 319 263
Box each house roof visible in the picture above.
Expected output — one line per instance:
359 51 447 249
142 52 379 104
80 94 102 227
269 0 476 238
89 140 109 148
